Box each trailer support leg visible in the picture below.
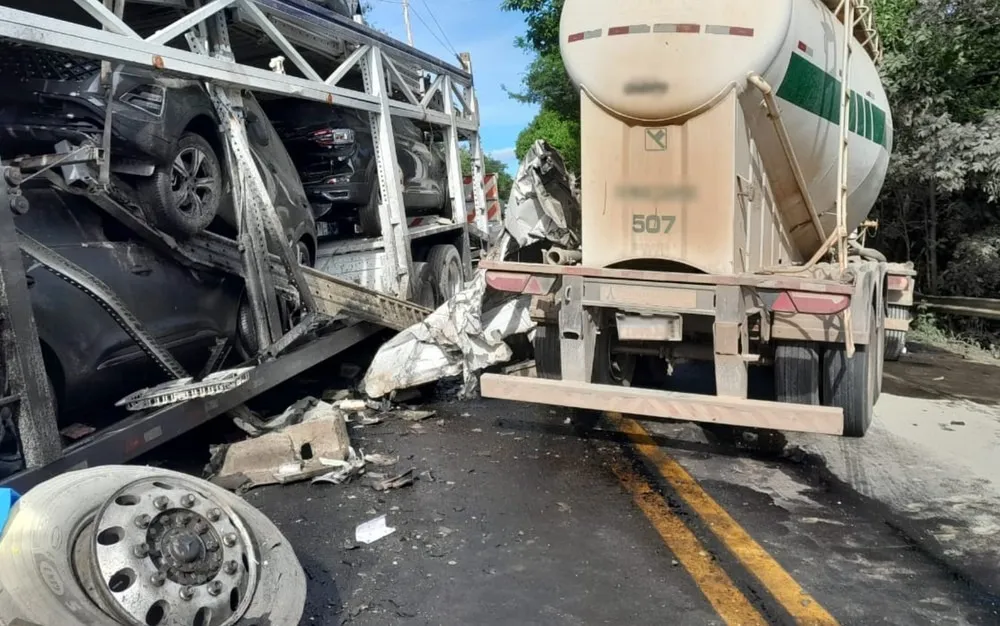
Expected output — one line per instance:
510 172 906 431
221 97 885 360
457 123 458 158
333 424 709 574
558 276 597 382
0 173 61 467
714 285 749 398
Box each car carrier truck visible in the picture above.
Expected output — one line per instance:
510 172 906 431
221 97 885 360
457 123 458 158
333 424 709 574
479 0 897 437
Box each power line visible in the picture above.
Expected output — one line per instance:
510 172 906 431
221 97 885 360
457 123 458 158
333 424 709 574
407 6 454 56
416 0 458 56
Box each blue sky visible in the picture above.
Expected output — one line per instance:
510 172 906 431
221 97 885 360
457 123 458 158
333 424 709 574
364 0 537 173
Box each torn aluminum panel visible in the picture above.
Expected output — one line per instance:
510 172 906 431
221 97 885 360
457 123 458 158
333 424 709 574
361 270 535 398
500 139 581 251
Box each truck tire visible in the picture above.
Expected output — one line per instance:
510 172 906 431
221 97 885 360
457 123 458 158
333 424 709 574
532 324 561 379
773 341 820 405
426 244 464 306
137 132 222 238
411 261 437 309
822 312 879 437
593 324 635 386
0 465 305 626
884 304 909 361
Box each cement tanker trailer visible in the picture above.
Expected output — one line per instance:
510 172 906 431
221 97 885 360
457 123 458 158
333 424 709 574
479 0 897 438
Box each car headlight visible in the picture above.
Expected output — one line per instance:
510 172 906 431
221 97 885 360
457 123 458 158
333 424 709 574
310 127 355 147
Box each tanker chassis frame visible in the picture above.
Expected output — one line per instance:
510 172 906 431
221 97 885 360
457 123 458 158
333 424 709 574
479 257 887 438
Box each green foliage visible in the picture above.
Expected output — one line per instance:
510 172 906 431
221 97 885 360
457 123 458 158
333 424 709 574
868 0 1000 345
514 108 580 172
459 148 514 201
501 0 581 171
501 0 563 56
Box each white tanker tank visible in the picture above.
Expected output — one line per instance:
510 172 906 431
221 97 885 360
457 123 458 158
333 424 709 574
559 0 893 271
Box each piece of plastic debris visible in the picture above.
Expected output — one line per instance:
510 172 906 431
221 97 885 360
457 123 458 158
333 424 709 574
357 414 383 426
338 399 368 411
365 453 399 467
0 488 20 532
370 468 416 492
355 515 395 544
397 409 436 422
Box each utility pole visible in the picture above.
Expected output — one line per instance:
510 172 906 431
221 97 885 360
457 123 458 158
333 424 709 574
401 0 413 46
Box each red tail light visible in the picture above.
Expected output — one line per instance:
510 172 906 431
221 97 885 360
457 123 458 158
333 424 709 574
771 291 850 314
485 271 556 295
887 275 909 291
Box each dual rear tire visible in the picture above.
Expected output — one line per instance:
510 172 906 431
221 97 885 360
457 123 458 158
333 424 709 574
773 311 881 437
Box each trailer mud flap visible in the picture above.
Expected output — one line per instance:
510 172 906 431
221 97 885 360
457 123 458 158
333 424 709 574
480 374 845 435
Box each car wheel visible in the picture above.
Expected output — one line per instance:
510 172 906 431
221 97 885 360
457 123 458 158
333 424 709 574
138 132 222 238
0 466 305 626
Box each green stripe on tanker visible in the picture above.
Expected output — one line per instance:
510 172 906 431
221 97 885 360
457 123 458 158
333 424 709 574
776 53 889 149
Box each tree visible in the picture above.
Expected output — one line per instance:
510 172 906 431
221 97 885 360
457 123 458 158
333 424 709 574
870 0 1000 296
515 108 579 172
501 0 581 172
459 148 514 201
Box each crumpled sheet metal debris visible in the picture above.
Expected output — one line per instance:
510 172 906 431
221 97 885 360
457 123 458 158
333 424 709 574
501 138 581 250
361 269 535 398
312 445 366 485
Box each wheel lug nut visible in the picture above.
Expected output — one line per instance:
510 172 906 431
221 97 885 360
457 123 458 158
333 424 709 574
205 539 219 552
207 508 221 522
180 494 196 508
208 580 224 596
133 544 149 558
224 560 239 575
134 514 151 529
223 533 237 547
150 572 166 587
153 496 169 510
179 586 195 601
194 521 209 534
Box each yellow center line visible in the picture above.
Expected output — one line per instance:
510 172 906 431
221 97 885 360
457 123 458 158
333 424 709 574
607 412 839 625
611 460 767 625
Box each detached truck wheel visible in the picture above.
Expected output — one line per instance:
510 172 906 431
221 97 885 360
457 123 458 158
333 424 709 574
0 466 304 626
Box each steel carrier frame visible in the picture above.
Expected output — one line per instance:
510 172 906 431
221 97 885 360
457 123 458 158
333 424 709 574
479 0 889 438
0 0 490 491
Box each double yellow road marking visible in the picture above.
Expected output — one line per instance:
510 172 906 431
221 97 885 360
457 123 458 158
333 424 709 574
606 412 838 625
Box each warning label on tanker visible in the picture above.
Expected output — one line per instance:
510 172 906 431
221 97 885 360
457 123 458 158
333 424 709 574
645 128 667 151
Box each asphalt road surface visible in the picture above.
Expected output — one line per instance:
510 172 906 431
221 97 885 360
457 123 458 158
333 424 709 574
158 341 1000 625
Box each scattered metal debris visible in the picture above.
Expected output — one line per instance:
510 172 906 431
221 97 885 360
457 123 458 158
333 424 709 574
356 514 395 544
364 453 399 467
312 446 366 485
370 468 415 492
397 409 436 422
